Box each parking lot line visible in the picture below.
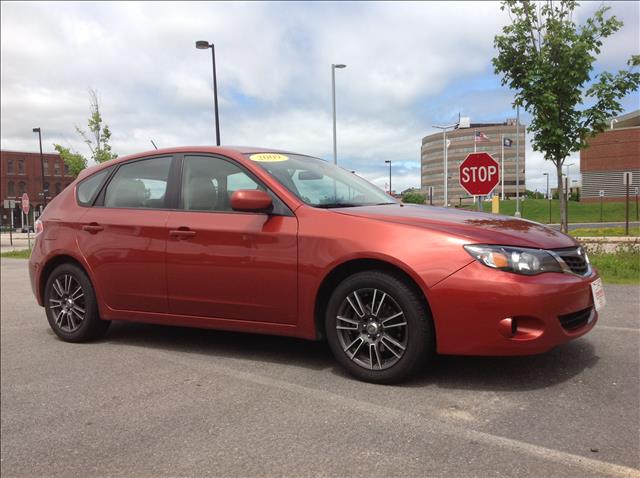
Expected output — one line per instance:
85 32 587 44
138 345 640 478
597 326 640 333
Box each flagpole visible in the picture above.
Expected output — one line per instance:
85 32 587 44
501 134 505 200
474 129 477 153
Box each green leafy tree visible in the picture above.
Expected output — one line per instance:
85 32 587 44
402 191 426 204
493 1 639 232
54 89 117 177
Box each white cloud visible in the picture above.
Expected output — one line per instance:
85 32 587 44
1 1 637 194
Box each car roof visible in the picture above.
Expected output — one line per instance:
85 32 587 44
76 146 304 180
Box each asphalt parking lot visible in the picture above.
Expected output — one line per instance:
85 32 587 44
1 258 639 477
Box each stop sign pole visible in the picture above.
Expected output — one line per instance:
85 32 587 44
22 193 31 249
459 152 500 211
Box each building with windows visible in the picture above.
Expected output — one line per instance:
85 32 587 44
1 150 74 227
580 110 640 203
421 118 526 205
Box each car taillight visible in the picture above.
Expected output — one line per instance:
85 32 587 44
35 219 44 236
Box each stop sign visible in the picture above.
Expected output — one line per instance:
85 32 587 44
459 152 500 196
21 193 30 215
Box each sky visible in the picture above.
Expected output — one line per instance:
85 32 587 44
1 1 638 193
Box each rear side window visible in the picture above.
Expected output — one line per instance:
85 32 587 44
77 168 112 206
104 157 171 209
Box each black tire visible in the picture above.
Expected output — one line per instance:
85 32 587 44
325 270 434 384
44 263 110 342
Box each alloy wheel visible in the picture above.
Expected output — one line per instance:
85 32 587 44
49 274 86 333
335 288 408 370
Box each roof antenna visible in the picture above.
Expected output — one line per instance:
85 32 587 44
150 140 158 150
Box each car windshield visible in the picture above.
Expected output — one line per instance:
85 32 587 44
244 153 396 208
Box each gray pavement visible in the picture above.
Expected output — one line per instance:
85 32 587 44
1 257 639 477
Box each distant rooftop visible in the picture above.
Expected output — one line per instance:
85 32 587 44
611 109 639 129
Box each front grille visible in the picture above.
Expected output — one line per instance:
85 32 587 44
554 247 590 275
558 307 593 331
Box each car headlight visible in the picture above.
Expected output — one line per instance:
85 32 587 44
463 245 564 275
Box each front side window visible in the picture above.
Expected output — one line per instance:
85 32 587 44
104 157 171 209
245 153 394 208
77 168 111 206
181 155 264 212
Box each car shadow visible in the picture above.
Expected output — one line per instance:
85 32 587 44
93 321 599 391
101 321 334 371
408 339 600 391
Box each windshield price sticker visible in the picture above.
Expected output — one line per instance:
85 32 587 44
250 153 289 162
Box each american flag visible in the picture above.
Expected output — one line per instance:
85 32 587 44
475 131 490 142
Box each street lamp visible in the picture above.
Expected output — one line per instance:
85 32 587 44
196 40 221 146
32 127 46 208
331 63 347 165
565 162 575 181
385 160 392 195
432 123 457 207
543 172 551 223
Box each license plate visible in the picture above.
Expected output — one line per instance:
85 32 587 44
590 278 606 311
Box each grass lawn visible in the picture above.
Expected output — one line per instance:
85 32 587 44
570 227 640 237
476 198 640 224
590 246 640 285
0 249 31 259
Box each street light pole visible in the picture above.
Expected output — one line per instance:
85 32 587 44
331 64 346 165
196 40 221 146
515 104 521 217
432 123 457 207
543 172 550 223
32 127 46 208
385 160 392 195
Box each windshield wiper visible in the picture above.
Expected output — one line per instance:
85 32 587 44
315 203 361 209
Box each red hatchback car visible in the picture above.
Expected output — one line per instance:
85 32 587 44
29 147 604 383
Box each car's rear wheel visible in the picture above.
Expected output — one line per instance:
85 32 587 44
325 270 434 384
44 263 110 342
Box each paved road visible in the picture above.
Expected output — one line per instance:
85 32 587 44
1 258 639 477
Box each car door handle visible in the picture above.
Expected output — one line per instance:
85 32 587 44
169 228 196 239
82 223 104 234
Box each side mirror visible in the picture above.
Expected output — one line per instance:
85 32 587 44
230 189 273 213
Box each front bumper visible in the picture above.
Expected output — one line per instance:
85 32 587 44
429 261 599 356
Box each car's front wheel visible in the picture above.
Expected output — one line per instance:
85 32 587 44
325 270 434 384
44 263 110 342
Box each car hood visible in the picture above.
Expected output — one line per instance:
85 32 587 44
334 204 577 249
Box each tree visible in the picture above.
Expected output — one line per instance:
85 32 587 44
402 191 426 204
493 1 639 232
54 90 117 177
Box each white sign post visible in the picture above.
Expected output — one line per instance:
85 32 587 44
623 172 632 235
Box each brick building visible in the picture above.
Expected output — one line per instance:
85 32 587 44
580 110 640 202
1 150 74 227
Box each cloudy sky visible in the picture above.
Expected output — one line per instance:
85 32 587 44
1 1 638 193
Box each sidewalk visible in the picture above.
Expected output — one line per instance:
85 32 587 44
0 233 35 252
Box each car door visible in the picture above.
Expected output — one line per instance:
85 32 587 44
76 155 176 313
165 154 298 324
